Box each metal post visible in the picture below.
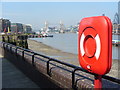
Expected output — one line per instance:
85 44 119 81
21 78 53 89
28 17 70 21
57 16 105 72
15 47 18 55
6 44 9 51
2 43 5 50
32 53 34 66
72 70 76 89
22 50 24 60
47 59 52 76
47 60 50 76
94 75 102 89
72 68 80 89
10 45 12 53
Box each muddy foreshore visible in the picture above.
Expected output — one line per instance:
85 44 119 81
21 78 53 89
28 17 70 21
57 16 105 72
27 39 119 78
28 39 79 66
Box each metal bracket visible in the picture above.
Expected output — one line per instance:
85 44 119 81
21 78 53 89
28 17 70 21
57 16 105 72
32 52 36 66
22 50 25 60
15 47 19 55
10 45 13 53
72 68 81 89
3 42 5 49
47 58 53 76
6 44 9 51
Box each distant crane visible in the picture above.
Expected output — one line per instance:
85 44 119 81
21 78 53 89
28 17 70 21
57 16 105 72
59 20 66 33
44 21 49 32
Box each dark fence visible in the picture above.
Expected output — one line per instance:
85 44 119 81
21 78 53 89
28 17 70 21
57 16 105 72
1 41 120 89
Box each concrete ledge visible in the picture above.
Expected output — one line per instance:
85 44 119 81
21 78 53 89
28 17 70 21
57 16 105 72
0 44 94 89
1 47 60 89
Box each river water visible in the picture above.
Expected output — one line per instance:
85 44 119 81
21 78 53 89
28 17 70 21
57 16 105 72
31 33 120 60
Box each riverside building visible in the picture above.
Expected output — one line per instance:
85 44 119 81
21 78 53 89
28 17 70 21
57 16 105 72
113 24 120 33
23 24 32 34
11 23 24 34
0 18 11 33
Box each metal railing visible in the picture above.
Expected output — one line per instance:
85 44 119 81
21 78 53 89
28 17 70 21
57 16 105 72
1 41 120 89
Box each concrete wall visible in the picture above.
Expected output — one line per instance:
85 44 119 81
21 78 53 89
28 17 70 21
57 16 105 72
0 43 59 88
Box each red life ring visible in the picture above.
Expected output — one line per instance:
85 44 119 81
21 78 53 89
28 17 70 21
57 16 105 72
78 16 112 75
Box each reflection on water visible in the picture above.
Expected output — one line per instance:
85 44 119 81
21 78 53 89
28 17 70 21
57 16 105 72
31 33 120 60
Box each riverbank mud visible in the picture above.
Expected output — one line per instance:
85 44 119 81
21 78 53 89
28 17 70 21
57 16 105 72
28 39 119 78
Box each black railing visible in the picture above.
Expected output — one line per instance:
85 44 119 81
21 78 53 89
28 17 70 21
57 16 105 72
1 41 120 89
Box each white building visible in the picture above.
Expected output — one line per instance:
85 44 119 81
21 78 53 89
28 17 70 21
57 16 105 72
23 24 32 34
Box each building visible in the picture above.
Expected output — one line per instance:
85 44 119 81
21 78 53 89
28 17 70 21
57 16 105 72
11 23 23 34
113 24 120 33
113 1 120 34
118 1 120 24
23 24 32 34
0 19 2 32
0 18 11 33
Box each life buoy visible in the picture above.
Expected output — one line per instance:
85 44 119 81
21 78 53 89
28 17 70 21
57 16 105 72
78 16 112 75
80 27 101 64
